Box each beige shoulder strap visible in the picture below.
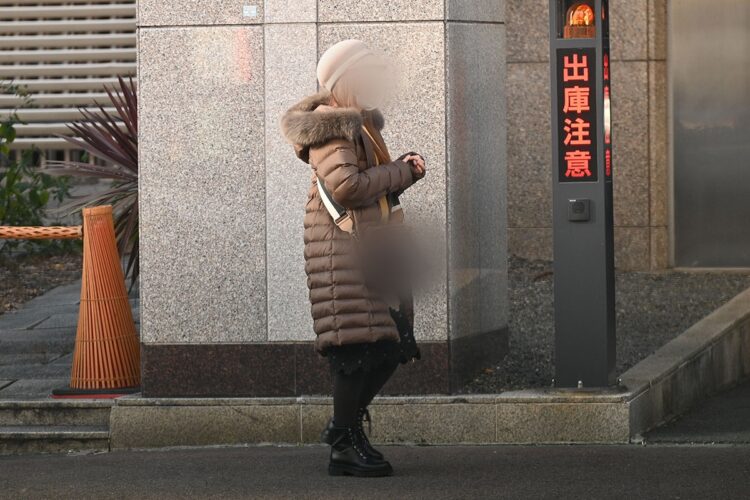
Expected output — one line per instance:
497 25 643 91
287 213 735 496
316 177 354 234
360 129 391 223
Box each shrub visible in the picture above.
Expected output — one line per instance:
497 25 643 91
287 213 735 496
0 81 72 256
46 76 138 283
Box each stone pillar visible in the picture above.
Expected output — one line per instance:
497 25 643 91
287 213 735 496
138 0 508 396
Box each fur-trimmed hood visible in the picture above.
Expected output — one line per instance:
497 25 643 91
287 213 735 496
280 90 384 163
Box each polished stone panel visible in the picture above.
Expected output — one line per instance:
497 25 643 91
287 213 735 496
649 60 668 227
611 61 649 228
648 0 668 60
293 343 332 395
318 22 448 341
506 0 549 63
264 23 317 342
446 22 508 341
294 341 452 396
142 344 296 397
264 0 316 23
610 0 648 61
141 342 452 397
138 0 264 26
506 62 551 229
650 226 669 269
384 342 451 394
447 0 505 22
139 27 267 343
614 227 650 271
508 227 553 261
317 0 443 22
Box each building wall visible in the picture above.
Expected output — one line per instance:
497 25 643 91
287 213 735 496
506 0 668 270
137 1 508 396
1 0 137 153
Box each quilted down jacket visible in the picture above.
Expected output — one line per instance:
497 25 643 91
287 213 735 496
281 91 420 353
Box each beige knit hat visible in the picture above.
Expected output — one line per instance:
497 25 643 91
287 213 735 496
317 39 375 91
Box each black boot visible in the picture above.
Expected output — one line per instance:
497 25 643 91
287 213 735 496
320 417 336 445
320 411 385 461
356 408 384 460
328 426 393 477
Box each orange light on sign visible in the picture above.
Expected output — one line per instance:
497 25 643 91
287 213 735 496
569 4 594 26
563 2 596 39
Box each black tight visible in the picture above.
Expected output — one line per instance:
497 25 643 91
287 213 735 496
333 360 399 427
358 361 399 409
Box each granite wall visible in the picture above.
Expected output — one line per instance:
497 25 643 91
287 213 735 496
506 0 668 270
137 1 508 396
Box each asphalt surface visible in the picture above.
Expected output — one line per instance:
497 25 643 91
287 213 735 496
1 444 750 499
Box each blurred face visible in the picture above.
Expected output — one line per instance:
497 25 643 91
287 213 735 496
341 54 392 111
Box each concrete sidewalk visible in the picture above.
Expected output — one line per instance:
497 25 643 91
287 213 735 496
646 378 750 444
0 281 140 398
1 444 749 499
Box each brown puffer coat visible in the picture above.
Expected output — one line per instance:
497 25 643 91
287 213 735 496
281 91 419 354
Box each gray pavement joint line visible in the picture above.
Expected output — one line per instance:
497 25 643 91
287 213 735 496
45 353 67 364
0 380 15 391
0 317 47 331
21 316 51 330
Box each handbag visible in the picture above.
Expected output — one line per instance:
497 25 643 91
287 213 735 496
317 175 415 298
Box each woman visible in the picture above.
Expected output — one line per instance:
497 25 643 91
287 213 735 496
281 39 426 477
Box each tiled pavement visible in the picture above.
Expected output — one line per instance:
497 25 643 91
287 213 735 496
0 281 139 398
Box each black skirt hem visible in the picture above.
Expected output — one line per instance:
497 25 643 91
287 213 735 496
327 308 421 375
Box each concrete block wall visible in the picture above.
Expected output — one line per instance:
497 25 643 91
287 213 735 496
506 0 669 270
137 1 508 396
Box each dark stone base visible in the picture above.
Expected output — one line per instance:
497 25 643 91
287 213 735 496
141 329 508 397
141 342 450 397
449 327 510 392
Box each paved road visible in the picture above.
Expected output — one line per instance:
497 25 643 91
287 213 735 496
1 444 750 499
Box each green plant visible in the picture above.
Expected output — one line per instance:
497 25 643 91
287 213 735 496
0 81 72 255
47 76 139 284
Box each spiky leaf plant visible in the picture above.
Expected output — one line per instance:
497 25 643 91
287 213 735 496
46 76 139 284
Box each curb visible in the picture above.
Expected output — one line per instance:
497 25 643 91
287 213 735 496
623 286 750 439
108 287 750 448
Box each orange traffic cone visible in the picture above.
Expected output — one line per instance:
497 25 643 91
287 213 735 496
65 205 140 393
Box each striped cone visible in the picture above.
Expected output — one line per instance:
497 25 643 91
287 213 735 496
67 205 140 392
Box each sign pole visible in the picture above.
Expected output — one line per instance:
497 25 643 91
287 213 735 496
549 0 616 388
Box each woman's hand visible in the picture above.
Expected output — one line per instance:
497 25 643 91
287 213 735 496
401 153 426 180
